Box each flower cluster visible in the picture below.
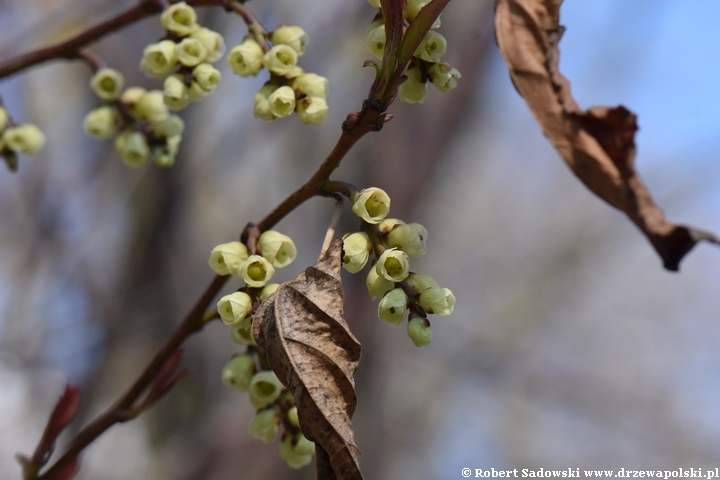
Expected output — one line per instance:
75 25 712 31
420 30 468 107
83 68 184 168
141 2 224 111
0 105 46 170
211 230 314 469
343 187 455 347
366 0 461 104
227 26 329 125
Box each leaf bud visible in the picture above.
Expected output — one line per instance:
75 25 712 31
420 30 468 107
217 291 253 326
268 86 296 118
385 222 428 257
253 83 276 121
132 90 170 123
248 370 283 408
378 288 408 326
258 230 297 268
366 266 394 300
248 408 279 443
398 65 427 104
227 39 264 76
160 2 199 37
407 316 433 347
414 30 447 63
2 124 46 155
429 62 461 92
239 255 275 288
209 241 249 275
365 22 386 60
405 273 438 294
230 316 256 346
262 44 298 76
163 74 191 111
83 106 119 140
190 28 225 63
291 73 328 98
296 96 328 126
375 248 410 282
271 25 309 56
175 37 207 67
259 283 280 303
341 232 371 274
417 286 455 316
140 40 177 79
114 130 148 168
89 68 124 101
352 187 391 224
221 354 255 392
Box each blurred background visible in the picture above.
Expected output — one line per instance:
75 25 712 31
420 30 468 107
1 0 719 478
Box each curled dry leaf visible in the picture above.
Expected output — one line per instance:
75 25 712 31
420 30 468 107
253 238 364 480
494 0 719 271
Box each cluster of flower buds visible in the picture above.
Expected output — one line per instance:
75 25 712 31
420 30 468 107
83 68 184 168
342 187 456 347
366 0 461 104
211 230 314 469
140 2 224 111
226 26 329 125
0 105 46 170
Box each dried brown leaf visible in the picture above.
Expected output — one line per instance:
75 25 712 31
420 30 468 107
494 0 719 271
253 239 363 480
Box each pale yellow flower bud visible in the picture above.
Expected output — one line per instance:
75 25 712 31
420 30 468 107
406 0 429 20
175 37 207 67
151 114 184 139
341 232 371 274
114 130 149 168
287 406 300 428
429 62 461 92
366 266 394 300
221 354 255 392
279 435 314 469
296 96 328 126
286 65 304 79
398 65 427 104
368 0 381 7
414 31 447 63
83 106 118 140
132 90 170 122
163 74 191 111
239 255 275 287
230 316 256 345
376 248 410 282
258 230 297 268
0 107 8 131
385 222 428 257
192 63 221 92
378 288 408 326
352 187 391 224
227 39 264 76
268 86 296 118
249 408 279 443
365 23 386 59
253 83 276 121
89 68 124 101
190 28 225 63
407 316 432 347
2 124 46 155
378 218 405 234
160 2 199 37
152 147 175 168
120 87 146 106
259 283 280 303
140 40 177 79
208 241 249 275
418 286 455 316
217 291 253 325
248 371 283 408
271 25 309 55
405 273 437 294
291 73 328 98
262 44 298 76
166 135 181 155
293 434 315 456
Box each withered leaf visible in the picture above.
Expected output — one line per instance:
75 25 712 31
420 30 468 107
494 0 719 271
253 239 364 480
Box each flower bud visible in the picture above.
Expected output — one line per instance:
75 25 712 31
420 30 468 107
192 63 221 92
0 107 8 131
152 147 175 168
208 241 249 275
227 39 264 76
258 230 297 268
293 434 315 456
414 30 447 63
418 286 455 316
249 408 279 443
268 86 296 118
406 0 429 20
365 22 386 59
262 44 298 76
375 248 410 282
248 370 283 408
405 273 437 294
120 87 147 106
296 96 328 126
190 28 225 63
175 37 207 67
239 255 275 288
378 288 408 326
291 73 328 98
385 222 428 257
160 2 199 37
366 266 394 300
217 291 253 325
271 26 309 55
221 354 255 392
259 283 280 303
2 124 46 155
279 435 314 469
341 232 371 274
286 65 304 79
398 65 427 104
230 316 256 345
140 40 177 79
114 130 148 167
253 83 276 121
407 316 432 347
83 106 118 140
166 135 181 155
287 406 300 428
352 187 391 224
368 0 381 7
89 68 124 101
163 74 191 111
132 90 170 122
151 114 184 139
378 218 405 234
429 62 461 92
